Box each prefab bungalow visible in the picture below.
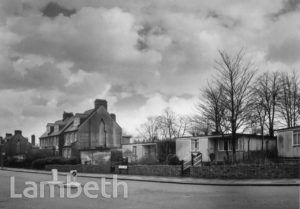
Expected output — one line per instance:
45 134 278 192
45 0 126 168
122 142 157 163
276 126 300 158
176 134 276 163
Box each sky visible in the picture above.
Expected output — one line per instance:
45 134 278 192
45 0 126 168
0 0 299 139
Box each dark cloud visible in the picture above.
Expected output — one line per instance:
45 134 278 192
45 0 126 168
42 2 76 18
0 62 67 90
31 95 49 106
272 0 300 18
113 94 148 111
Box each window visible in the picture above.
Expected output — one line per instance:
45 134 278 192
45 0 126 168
218 139 239 151
218 140 224 151
191 139 199 152
293 131 300 146
54 125 59 132
74 117 80 126
132 146 137 156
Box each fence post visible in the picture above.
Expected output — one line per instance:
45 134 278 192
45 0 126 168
181 160 184 175
191 153 194 166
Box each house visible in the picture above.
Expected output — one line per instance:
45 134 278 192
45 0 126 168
176 134 276 163
40 99 122 165
39 112 74 156
2 130 33 160
122 142 157 163
276 126 300 158
121 135 131 145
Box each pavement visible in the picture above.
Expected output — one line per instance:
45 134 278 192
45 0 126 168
1 167 299 186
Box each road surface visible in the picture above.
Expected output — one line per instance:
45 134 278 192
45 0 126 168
0 170 299 209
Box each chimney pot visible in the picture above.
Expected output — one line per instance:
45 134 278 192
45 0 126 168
94 99 107 110
110 113 116 121
14 130 22 135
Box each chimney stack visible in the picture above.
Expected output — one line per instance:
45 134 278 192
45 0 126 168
94 99 107 110
110 113 116 121
63 112 74 120
5 133 12 138
31 135 35 146
14 130 22 135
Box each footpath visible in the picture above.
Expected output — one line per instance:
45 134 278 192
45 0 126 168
1 167 299 186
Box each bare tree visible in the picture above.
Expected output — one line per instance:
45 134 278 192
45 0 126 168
137 116 159 142
156 108 177 140
138 108 190 141
278 71 300 127
215 49 256 161
188 115 211 136
174 115 189 138
197 83 225 134
248 97 267 151
253 72 280 137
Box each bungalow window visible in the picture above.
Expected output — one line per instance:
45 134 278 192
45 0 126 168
132 146 137 156
191 140 199 152
218 139 239 151
293 131 300 146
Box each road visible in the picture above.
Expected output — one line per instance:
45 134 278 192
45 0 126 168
0 170 299 209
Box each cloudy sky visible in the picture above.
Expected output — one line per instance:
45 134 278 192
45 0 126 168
0 0 299 139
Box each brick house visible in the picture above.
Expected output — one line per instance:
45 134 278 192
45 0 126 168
2 130 33 160
39 99 122 164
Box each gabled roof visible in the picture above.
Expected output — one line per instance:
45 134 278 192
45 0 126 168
40 101 121 138
78 105 122 130
40 116 74 138
64 113 90 133
4 133 30 145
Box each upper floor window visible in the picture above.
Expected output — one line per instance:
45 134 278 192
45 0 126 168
54 125 59 132
74 117 80 127
293 131 300 146
47 125 53 133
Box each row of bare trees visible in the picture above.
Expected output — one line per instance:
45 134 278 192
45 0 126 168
135 49 299 160
197 49 300 159
137 108 191 141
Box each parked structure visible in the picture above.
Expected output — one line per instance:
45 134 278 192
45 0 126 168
276 126 300 158
2 130 33 160
122 142 157 163
176 134 276 163
40 99 122 165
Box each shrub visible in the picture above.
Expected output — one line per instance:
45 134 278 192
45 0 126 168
111 149 123 162
209 153 215 162
131 156 158 165
31 157 79 169
157 140 176 163
167 154 181 165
